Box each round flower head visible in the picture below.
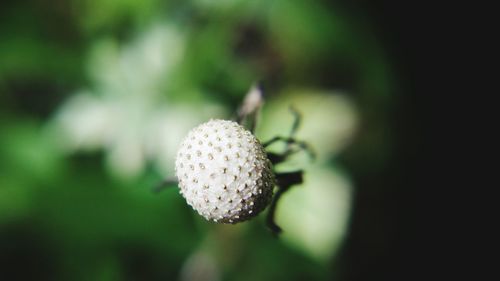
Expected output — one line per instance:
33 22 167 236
175 119 275 223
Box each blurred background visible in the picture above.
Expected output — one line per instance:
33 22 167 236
0 0 419 280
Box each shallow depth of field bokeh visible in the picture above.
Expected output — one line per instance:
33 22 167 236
0 0 396 280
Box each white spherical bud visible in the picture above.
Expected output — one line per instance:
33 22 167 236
175 119 275 223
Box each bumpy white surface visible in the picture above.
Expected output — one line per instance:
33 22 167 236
175 119 275 223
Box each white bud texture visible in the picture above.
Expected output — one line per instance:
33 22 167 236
175 119 275 223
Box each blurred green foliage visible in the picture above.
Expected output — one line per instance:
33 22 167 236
0 0 393 280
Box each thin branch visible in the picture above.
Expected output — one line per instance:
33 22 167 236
263 136 316 165
236 82 264 133
288 105 301 137
266 171 304 236
153 177 178 193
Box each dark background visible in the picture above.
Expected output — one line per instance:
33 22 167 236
337 1 422 280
